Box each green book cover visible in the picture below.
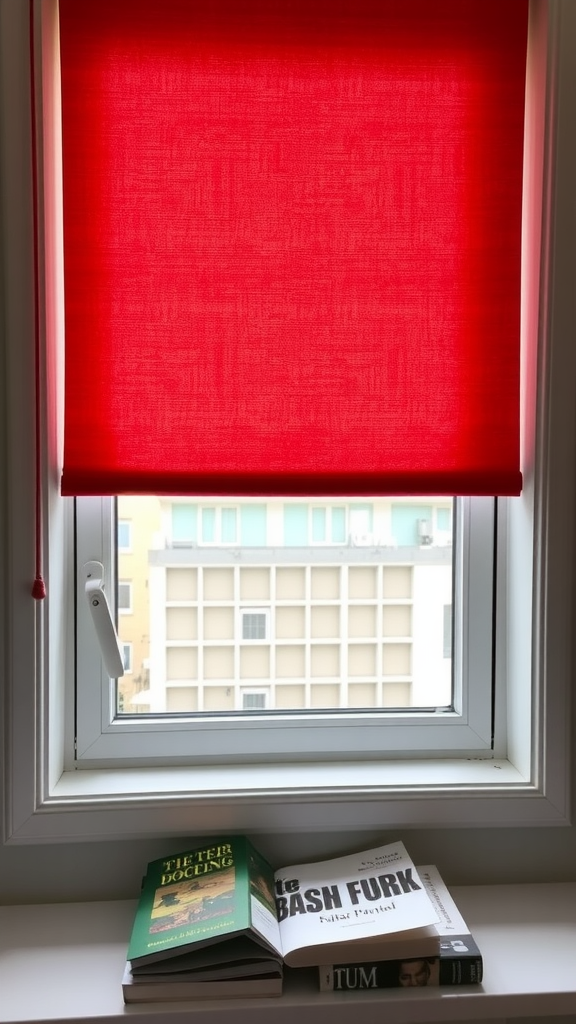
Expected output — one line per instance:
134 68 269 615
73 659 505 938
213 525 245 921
127 837 280 970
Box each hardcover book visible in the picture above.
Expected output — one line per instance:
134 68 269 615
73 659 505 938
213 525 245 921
318 864 483 991
123 837 441 1001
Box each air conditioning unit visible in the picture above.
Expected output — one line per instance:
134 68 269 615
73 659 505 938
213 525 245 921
417 519 433 545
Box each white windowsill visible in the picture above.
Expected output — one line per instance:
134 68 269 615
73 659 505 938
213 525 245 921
11 757 569 845
2 882 576 1024
51 758 527 798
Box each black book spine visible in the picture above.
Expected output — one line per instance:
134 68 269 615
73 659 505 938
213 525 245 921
438 955 483 985
319 954 483 991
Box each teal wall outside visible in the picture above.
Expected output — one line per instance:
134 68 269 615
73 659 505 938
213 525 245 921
284 504 309 545
171 504 197 543
240 504 267 545
391 504 433 546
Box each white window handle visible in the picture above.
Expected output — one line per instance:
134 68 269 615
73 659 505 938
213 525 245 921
84 561 125 678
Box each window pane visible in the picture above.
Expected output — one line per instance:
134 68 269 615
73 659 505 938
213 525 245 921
201 507 216 543
172 504 196 544
116 497 454 715
312 507 327 543
122 643 132 672
221 507 237 544
242 612 267 641
117 520 131 551
331 507 346 543
118 581 131 612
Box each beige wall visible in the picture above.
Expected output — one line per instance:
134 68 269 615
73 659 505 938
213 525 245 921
117 496 162 709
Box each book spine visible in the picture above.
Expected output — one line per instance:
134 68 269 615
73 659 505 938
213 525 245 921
319 955 483 991
437 956 483 985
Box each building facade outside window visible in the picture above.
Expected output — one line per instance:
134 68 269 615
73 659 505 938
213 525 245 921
120 497 453 715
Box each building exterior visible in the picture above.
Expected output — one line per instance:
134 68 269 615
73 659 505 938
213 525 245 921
116 496 162 711
118 498 453 714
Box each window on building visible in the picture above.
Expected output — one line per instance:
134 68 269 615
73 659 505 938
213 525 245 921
199 506 238 545
309 505 353 545
121 643 133 673
118 582 132 614
242 690 269 711
241 611 269 642
117 520 131 552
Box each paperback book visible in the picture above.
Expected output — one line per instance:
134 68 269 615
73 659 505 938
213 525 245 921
318 864 483 991
123 837 441 1002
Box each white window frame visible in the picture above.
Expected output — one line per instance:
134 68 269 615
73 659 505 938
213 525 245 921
2 0 574 843
74 495 493 762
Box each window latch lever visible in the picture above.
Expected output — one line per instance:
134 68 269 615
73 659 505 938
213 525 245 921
84 560 125 678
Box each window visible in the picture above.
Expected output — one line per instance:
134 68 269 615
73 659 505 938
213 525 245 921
310 505 347 545
241 611 269 642
200 506 238 546
62 0 522 761
121 643 133 673
117 519 131 552
2 0 574 843
117 581 132 614
78 493 491 754
241 690 269 711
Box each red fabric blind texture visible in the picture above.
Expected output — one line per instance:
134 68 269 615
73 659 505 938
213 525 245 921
59 0 527 497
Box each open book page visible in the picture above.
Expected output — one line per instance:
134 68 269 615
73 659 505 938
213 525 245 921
418 866 470 936
275 841 439 962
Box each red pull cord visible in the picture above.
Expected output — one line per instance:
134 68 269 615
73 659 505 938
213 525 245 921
29 0 46 601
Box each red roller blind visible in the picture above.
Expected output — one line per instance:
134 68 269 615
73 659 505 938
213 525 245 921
58 0 527 497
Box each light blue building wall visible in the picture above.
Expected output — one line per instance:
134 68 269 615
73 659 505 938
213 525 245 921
391 504 433 546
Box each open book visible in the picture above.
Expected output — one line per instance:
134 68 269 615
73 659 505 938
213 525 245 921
125 837 440 991
318 864 483 990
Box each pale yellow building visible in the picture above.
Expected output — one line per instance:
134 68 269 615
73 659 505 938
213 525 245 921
116 498 453 715
117 496 162 711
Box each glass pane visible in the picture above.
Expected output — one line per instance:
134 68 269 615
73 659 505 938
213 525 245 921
118 520 131 551
201 507 216 543
221 507 237 544
311 507 327 542
242 613 267 640
116 497 454 715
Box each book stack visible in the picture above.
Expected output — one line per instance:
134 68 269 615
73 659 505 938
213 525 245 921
122 838 482 1003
